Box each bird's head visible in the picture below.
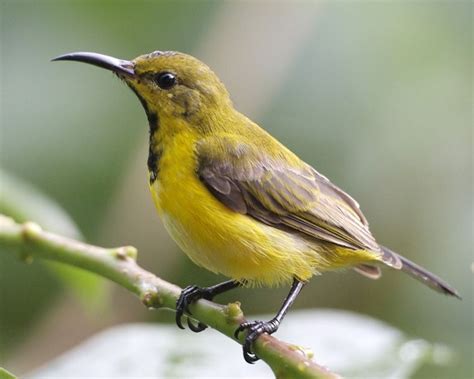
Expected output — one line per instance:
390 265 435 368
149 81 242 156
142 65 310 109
53 51 232 129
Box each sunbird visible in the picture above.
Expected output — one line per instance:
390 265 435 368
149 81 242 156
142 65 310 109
53 51 460 363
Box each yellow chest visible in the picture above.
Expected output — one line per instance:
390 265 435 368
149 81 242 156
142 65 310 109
147 131 317 286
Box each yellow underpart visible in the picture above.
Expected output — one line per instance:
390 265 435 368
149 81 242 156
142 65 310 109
150 125 379 287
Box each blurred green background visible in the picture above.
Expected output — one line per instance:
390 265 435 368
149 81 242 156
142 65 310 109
0 1 472 377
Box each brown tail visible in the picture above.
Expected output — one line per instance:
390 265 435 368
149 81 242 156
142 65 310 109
380 246 461 299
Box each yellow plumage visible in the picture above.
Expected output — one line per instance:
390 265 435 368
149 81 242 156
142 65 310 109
149 111 378 287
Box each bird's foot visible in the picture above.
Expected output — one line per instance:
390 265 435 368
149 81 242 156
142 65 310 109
234 319 280 363
175 285 213 333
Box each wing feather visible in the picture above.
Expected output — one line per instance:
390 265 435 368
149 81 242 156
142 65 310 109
197 136 380 252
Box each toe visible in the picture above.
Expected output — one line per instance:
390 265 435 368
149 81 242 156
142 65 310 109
187 317 208 333
175 286 198 329
237 320 279 364
234 320 258 339
243 331 261 363
175 312 185 330
176 285 214 332
243 347 259 364
234 323 248 339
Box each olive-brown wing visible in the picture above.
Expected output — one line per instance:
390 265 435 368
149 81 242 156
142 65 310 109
196 137 380 252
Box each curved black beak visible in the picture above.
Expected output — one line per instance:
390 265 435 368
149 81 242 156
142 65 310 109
52 52 135 76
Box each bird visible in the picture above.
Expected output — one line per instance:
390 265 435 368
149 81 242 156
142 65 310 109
53 50 460 363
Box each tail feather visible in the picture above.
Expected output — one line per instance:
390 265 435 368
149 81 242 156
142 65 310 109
380 246 461 299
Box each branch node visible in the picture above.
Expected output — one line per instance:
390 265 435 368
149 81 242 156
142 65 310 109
141 289 162 308
224 301 244 322
0 215 340 378
114 246 138 261
21 221 42 240
125 246 138 260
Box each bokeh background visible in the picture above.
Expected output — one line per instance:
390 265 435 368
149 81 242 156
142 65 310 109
0 1 472 377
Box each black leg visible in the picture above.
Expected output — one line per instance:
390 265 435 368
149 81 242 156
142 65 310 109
176 279 241 332
234 278 305 363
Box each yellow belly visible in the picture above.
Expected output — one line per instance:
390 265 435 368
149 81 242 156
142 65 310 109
149 130 376 286
151 178 319 286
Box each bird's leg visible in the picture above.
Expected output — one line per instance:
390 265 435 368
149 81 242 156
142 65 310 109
176 279 241 332
234 278 306 363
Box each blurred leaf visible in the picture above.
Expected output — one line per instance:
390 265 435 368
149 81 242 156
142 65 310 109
0 368 17 379
0 169 80 238
0 168 107 307
29 309 452 378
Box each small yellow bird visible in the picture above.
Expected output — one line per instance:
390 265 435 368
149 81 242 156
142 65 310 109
53 51 460 363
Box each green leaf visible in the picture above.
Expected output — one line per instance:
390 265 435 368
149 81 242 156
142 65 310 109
29 309 454 378
0 168 107 307
0 368 17 379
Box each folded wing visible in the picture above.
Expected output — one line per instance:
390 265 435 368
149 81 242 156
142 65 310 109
197 136 381 254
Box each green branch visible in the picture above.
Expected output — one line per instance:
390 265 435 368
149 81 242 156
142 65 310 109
0 215 339 379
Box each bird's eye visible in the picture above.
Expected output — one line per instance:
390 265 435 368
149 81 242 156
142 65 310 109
154 72 176 90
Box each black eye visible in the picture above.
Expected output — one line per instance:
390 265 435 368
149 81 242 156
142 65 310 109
154 72 176 90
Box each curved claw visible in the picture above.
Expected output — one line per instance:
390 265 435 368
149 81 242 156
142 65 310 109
187 317 208 333
243 329 261 363
234 322 249 339
234 319 280 364
176 280 240 333
175 303 186 330
176 285 200 330
175 285 213 332
176 314 185 330
243 347 259 363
